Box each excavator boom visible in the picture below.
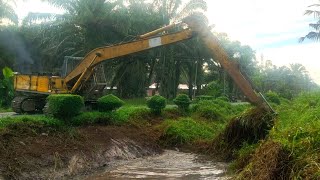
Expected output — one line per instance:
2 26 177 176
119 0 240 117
64 28 193 87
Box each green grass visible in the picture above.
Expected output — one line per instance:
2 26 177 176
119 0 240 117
269 92 320 179
0 107 12 113
0 115 64 131
233 92 320 179
192 99 250 121
158 118 226 145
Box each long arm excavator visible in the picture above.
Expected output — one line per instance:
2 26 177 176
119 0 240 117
12 16 273 113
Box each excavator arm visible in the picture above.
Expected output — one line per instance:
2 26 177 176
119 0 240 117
65 27 194 92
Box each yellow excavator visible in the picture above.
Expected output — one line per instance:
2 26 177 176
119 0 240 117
12 16 274 113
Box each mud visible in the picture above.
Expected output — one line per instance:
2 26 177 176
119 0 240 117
0 125 161 179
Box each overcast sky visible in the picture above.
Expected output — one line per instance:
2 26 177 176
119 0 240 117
14 0 320 84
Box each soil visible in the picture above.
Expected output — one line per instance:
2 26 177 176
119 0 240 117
0 124 162 179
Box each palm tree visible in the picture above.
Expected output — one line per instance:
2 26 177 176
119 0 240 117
300 1 320 42
22 0 131 71
0 0 18 25
150 0 208 99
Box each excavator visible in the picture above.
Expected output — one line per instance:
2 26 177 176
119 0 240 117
11 16 274 113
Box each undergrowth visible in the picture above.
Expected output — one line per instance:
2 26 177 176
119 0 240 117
233 92 320 179
192 99 250 121
158 118 221 146
0 115 65 134
0 107 12 113
268 92 320 179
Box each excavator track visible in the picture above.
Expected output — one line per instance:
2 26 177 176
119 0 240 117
12 96 46 113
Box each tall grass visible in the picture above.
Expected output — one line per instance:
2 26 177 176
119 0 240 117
233 92 320 179
158 118 226 146
268 92 320 178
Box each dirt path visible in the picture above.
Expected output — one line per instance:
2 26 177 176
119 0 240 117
0 112 16 118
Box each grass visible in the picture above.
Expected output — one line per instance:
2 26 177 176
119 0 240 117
192 99 250 121
158 118 222 146
0 115 65 134
232 92 320 179
0 107 12 113
0 106 152 131
267 92 320 179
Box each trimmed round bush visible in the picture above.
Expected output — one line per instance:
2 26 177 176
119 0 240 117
46 94 84 119
173 94 191 111
147 95 166 115
97 94 124 112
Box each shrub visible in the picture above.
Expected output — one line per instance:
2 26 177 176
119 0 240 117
46 94 84 119
0 67 14 107
200 81 223 97
147 95 166 115
173 94 191 111
265 91 281 105
97 94 124 112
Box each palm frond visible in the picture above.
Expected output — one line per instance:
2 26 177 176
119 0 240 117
304 10 320 18
22 12 63 25
300 31 320 42
0 1 18 24
309 23 320 30
308 3 320 8
174 0 207 22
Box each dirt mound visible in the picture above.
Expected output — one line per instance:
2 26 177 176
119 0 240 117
0 124 161 179
209 108 275 160
237 140 291 180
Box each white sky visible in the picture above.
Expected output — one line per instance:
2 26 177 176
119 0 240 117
13 0 320 84
205 0 320 84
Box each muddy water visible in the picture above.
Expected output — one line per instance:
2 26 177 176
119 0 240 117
87 150 230 180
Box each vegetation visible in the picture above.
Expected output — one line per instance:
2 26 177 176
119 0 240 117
0 1 320 179
301 0 320 41
159 118 216 145
0 115 64 130
265 90 281 105
147 95 167 115
46 94 84 119
173 94 191 112
268 92 320 178
0 67 14 107
225 92 320 179
97 94 124 112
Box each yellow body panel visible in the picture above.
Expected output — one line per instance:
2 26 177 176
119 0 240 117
37 76 49 92
14 74 68 94
30 76 38 91
15 75 31 90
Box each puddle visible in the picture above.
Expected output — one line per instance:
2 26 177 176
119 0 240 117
87 150 230 179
